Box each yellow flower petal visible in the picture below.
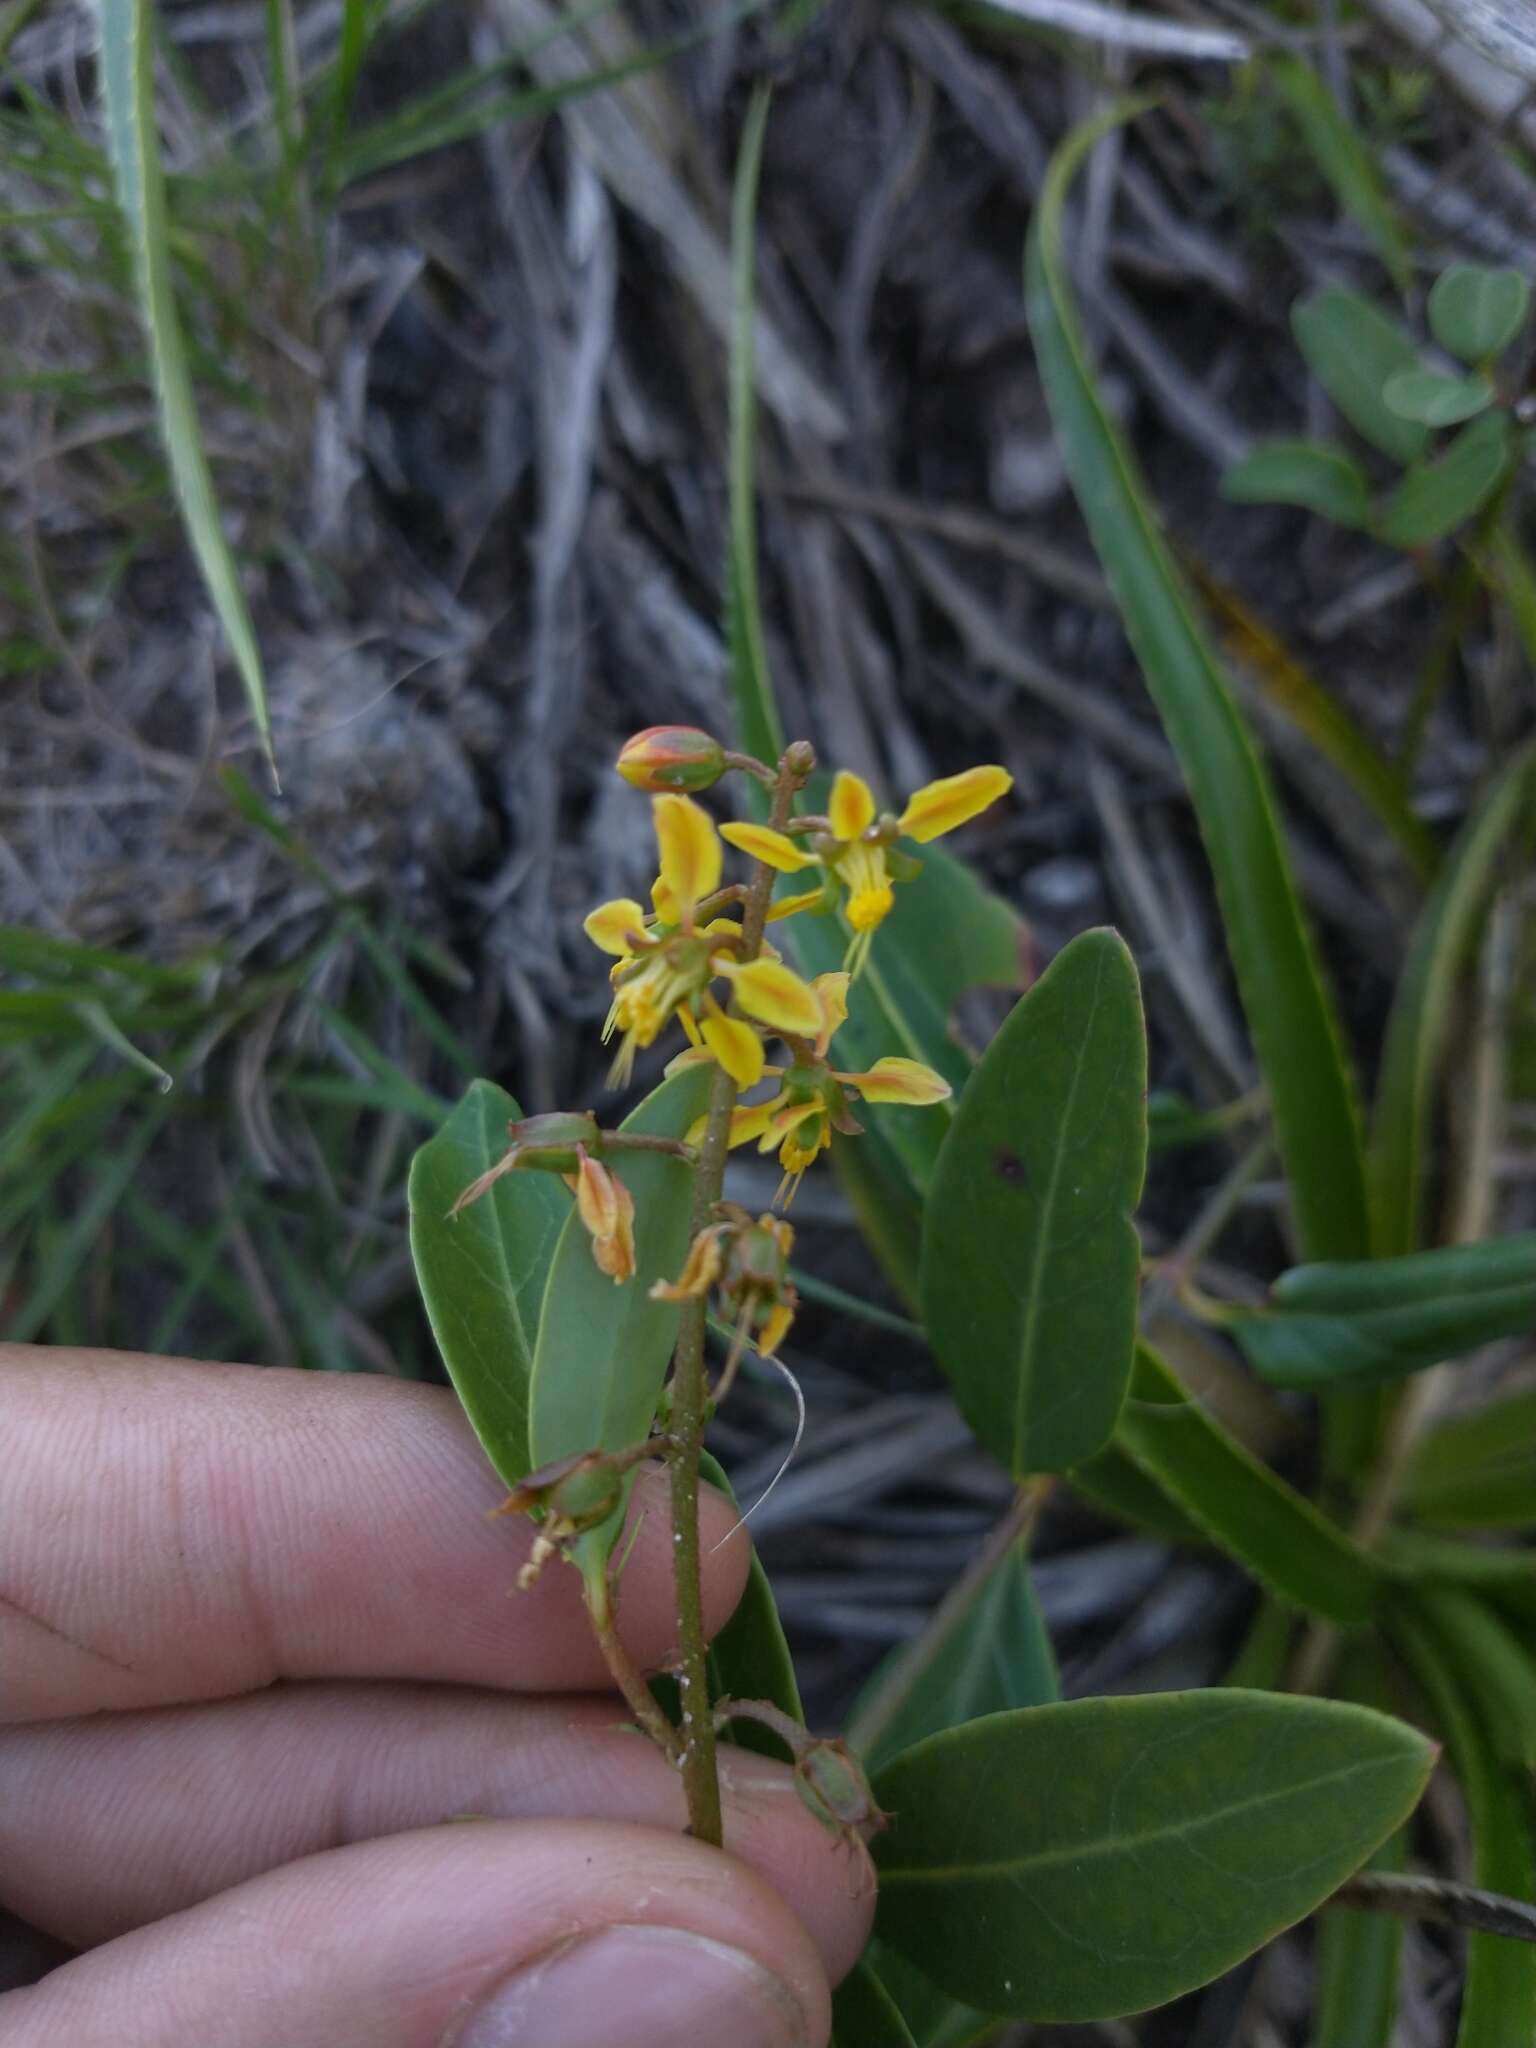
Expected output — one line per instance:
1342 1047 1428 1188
897 765 1013 844
829 769 876 843
719 1102 775 1149
758 1097 822 1153
584 898 648 956
651 875 680 925
719 822 816 873
653 793 721 922
757 1302 794 1357
841 1056 953 1106
812 971 849 1057
764 888 827 924
664 1044 714 1075
718 957 824 1038
700 1006 766 1091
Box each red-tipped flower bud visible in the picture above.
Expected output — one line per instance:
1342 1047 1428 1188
616 726 726 793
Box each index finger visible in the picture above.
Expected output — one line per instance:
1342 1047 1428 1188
1 1346 748 1723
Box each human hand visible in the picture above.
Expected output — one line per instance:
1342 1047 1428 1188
0 1346 873 2046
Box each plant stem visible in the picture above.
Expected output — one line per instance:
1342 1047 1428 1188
584 1562 684 1763
667 752 807 1844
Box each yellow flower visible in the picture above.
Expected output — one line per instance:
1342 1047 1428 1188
565 1147 636 1284
720 764 1013 974
584 796 822 1085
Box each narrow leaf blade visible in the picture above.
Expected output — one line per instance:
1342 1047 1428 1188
95 0 273 774
1027 112 1372 1265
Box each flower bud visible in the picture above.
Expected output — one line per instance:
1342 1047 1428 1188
793 1737 888 1842
616 726 726 793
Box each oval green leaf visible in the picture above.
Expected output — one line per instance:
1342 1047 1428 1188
1292 288 1429 465
1379 410 1511 548
1114 1343 1379 1623
528 1065 711 1469
1382 367 1494 427
1429 264 1532 365
1028 113 1373 1268
408 1080 569 1487
921 928 1147 1476
873 1690 1435 2023
1222 439 1372 526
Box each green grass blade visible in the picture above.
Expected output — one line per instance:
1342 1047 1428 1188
1026 103 1370 1264
726 81 783 771
1369 737 1536 1255
1269 56 1409 291
94 0 274 780
1392 1607 1536 2045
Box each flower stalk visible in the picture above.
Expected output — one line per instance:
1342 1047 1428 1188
666 747 809 1844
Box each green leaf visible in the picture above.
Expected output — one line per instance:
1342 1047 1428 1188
1379 411 1512 549
1429 265 1532 365
1029 112 1373 1267
1292 288 1429 465
1270 56 1409 290
1221 439 1371 526
1391 1608 1536 2047
407 1081 568 1488
852 1540 1059 1776
1370 739 1536 1255
1382 368 1494 427
95 0 273 778
1406 1388 1536 1531
1234 1232 1536 1390
697 1449 804 1756
921 928 1147 1476
872 1690 1435 2023
1113 1344 1379 1624
528 1066 711 1470
832 1958 919 2048
1069 1438 1211 1546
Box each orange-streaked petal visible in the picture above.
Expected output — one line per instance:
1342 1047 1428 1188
829 769 876 843
570 1146 620 1240
719 822 816 873
764 888 827 924
653 793 721 921
584 898 648 956
718 958 824 1038
897 765 1013 844
758 1097 823 1152
812 971 850 1058
698 1102 775 1151
700 1005 766 1091
841 1056 953 1106
650 1226 725 1302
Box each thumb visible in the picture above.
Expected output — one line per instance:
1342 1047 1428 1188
2 1819 833 2048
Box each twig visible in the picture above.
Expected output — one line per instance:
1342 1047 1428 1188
1332 1870 1536 1944
976 0 1251 62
